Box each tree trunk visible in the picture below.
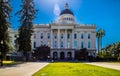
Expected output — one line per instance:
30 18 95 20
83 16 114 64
98 38 100 54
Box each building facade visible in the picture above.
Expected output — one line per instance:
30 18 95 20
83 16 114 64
10 3 96 60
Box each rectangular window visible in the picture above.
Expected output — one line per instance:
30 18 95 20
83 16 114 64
48 33 50 39
67 42 70 48
81 34 84 39
54 34 57 39
61 41 63 48
74 33 77 39
41 33 43 39
74 41 77 48
54 41 57 48
88 41 90 48
61 34 63 39
67 34 70 39
88 34 90 39
81 42 84 48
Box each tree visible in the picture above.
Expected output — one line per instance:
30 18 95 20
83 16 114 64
33 45 50 60
96 29 105 55
101 42 120 61
16 0 37 61
0 0 12 61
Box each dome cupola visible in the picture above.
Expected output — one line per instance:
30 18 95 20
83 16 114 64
60 3 74 16
58 3 75 24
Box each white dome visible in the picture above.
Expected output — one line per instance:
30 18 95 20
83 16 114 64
58 14 75 24
57 3 75 24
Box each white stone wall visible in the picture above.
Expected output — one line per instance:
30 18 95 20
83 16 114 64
9 24 96 52
33 24 96 51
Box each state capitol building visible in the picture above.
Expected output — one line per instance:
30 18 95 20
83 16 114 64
10 3 96 60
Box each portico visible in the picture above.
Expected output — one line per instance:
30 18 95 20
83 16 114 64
50 49 75 60
50 27 74 49
50 27 75 60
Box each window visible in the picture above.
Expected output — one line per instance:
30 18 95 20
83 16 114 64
41 33 43 39
61 41 63 48
61 34 63 39
54 34 57 39
67 41 70 48
74 33 77 39
67 33 70 39
81 34 84 39
81 42 84 48
67 18 68 20
88 34 90 39
74 41 77 48
48 41 50 46
88 41 90 48
54 41 57 48
48 33 50 39
69 18 70 20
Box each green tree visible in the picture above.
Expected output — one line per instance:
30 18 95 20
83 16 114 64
116 42 120 60
96 29 105 55
103 42 120 60
16 0 37 61
0 0 12 59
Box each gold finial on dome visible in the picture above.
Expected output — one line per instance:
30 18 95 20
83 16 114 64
65 3 69 9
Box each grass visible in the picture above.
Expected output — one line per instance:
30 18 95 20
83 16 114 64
33 62 120 76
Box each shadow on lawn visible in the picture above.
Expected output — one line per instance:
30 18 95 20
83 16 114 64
0 62 23 68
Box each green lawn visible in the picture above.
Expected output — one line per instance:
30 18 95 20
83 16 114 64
33 62 120 76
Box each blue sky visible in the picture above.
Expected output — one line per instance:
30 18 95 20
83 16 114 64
10 0 120 48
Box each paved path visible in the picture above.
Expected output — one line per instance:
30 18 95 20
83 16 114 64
85 62 120 70
0 62 49 76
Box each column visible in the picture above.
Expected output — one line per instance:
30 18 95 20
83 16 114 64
65 52 67 60
65 29 67 48
57 29 60 48
58 51 60 60
51 29 53 48
72 30 74 49
72 51 75 60
50 51 53 59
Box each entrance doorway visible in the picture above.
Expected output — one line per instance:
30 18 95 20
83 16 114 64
60 52 65 59
53 52 58 60
67 52 72 60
